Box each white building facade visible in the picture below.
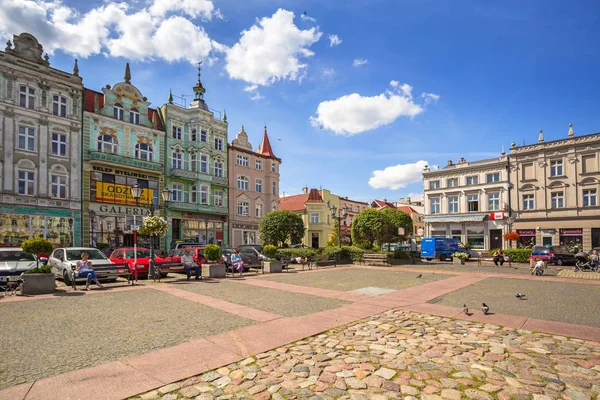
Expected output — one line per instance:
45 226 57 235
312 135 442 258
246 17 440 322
423 156 511 252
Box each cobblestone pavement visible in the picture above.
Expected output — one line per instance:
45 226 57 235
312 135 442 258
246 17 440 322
175 280 349 317
429 277 600 327
407 261 561 276
131 310 600 400
558 269 600 280
261 269 452 292
0 289 253 390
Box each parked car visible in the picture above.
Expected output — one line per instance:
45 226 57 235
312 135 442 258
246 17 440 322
48 247 115 285
0 248 38 283
530 246 555 263
289 244 307 248
168 248 206 265
420 238 471 261
221 248 258 271
237 245 267 261
108 248 168 277
101 246 117 257
550 246 578 266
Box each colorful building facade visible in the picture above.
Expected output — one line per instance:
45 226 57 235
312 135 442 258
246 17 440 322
158 69 229 249
0 33 83 247
82 64 166 250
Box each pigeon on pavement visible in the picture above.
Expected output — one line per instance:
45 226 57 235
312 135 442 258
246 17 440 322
462 304 469 315
481 303 490 315
417 274 422 279
516 293 526 299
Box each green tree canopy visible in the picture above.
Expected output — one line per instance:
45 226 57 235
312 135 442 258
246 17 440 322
326 220 340 247
259 210 305 247
351 208 414 250
380 208 413 250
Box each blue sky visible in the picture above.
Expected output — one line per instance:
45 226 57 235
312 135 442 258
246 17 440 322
3 0 600 203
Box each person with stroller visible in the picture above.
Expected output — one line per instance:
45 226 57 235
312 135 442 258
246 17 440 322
181 250 201 280
493 249 506 267
231 249 244 277
574 251 595 272
590 250 599 272
76 252 104 290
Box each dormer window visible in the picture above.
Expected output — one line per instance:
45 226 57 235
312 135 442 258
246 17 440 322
130 108 140 125
114 103 124 120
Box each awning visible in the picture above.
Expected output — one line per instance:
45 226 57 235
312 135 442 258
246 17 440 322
424 214 487 223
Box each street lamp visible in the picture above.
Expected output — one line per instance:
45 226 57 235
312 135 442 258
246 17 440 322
130 184 172 274
204 217 209 245
329 204 348 248
89 209 96 248
68 218 74 246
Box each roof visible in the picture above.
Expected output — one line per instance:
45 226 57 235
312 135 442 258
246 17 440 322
279 193 310 211
256 126 281 162
396 205 419 215
148 108 163 130
83 88 104 112
307 188 323 203
371 199 396 209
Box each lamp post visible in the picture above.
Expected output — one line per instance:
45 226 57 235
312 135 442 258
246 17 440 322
130 184 172 274
89 209 96 248
204 217 209 245
68 218 74 246
329 204 348 248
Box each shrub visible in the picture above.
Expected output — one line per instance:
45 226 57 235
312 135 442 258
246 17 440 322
96 242 109 251
489 248 499 256
21 237 53 256
504 248 532 263
263 244 278 258
204 244 221 262
24 265 52 274
277 248 319 259
452 252 469 260
323 246 368 261
391 250 410 260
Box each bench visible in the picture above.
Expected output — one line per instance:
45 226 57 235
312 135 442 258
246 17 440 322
225 261 264 276
361 253 389 266
475 254 512 268
70 263 133 290
309 255 336 269
151 261 189 281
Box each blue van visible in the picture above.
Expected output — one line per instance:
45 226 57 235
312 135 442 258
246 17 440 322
420 238 471 261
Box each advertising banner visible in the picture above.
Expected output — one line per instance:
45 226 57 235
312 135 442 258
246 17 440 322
559 228 583 236
517 229 536 236
95 182 153 205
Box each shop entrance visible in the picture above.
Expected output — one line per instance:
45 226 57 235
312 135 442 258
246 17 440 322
489 229 502 250
592 228 600 248
311 233 319 249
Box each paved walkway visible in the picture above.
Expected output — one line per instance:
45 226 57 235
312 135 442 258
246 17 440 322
1 265 599 400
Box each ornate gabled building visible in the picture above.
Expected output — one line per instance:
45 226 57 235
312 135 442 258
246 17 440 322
0 33 83 247
82 63 165 249
158 65 229 248
228 125 281 247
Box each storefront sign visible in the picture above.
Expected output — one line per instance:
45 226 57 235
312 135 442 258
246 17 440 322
89 203 150 216
92 165 152 180
489 212 504 220
517 229 536 236
95 182 153 205
559 228 583 236
417 228 424 236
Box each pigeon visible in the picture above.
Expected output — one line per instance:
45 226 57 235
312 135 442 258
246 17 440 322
416 273 422 279
481 303 490 315
462 304 469 315
516 293 526 300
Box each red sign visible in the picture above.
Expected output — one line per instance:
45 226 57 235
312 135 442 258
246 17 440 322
489 212 504 220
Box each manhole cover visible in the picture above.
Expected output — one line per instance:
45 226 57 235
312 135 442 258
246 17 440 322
348 286 397 296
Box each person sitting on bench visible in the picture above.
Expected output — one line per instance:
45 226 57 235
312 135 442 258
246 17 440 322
76 252 103 291
181 250 201 280
493 249 505 266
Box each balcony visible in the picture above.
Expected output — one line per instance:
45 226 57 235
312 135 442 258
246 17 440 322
171 168 196 181
169 168 228 186
89 143 162 171
168 202 228 215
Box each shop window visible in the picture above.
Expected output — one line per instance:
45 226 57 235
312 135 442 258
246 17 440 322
431 231 446 238
559 229 583 251
451 230 462 240
466 229 484 249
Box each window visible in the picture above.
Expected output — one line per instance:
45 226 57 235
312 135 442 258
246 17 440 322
201 130 207 142
488 192 500 211
466 175 478 185
256 203 263 218
172 184 183 202
271 163 276 173
17 170 35 196
51 133 67 156
430 198 440 214
172 152 182 169
486 173 500 183
583 189 597 207
550 160 563 177
237 201 249 216
467 194 478 211
448 195 459 213
310 213 319 223
447 178 458 188
214 138 223 151
237 176 249 190
214 161 223 177
523 194 534 210
172 125 182 140
50 174 67 199
237 155 249 167
135 143 153 161
255 179 262 193
214 190 224 207
256 160 262 170
191 184 198 203
97 134 117 153
129 108 140 125
467 229 484 249
52 95 67 117
429 180 440 190
17 126 36 152
113 103 124 120
551 191 564 209
196 155 206 173
190 153 198 172
200 184 209 204
19 86 35 109
272 181 277 195
191 128 197 142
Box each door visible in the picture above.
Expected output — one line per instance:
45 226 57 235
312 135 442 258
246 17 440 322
311 233 319 249
592 228 600 248
490 229 502 250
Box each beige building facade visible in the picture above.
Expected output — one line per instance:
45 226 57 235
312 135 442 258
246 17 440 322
508 126 600 250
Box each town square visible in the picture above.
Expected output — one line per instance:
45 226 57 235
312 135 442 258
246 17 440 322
1 0 600 399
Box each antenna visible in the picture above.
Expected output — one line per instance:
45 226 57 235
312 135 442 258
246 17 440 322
522 137 525 146
172 93 192 108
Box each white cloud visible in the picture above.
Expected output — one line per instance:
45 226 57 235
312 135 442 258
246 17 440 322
310 81 425 135
368 160 429 190
399 83 413 99
250 92 264 100
244 84 258 92
225 9 322 86
149 0 215 19
390 80 399 87
328 34 341 47
300 13 316 23
322 68 335 77
404 192 424 202
422 92 441 105
353 58 368 67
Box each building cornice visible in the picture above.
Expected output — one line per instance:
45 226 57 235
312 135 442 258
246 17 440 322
509 133 600 155
423 160 508 179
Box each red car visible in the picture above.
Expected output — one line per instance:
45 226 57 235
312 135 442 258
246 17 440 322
109 248 167 278
168 247 206 265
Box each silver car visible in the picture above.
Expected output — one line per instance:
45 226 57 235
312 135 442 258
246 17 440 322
48 247 114 285
0 248 37 283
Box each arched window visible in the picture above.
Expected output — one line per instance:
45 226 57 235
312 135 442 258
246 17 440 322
129 108 140 125
97 134 118 153
113 103 124 120
200 184 209 204
237 176 249 191
50 170 68 199
135 143 153 161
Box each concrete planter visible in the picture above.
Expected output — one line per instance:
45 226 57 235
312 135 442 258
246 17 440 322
264 261 282 273
21 273 55 295
202 263 226 279
453 258 466 265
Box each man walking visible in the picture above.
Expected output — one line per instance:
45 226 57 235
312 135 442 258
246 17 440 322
409 235 418 264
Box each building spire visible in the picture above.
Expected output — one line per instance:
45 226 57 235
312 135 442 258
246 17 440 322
223 109 227 122
168 90 173 104
257 123 278 160
124 62 131 83
568 123 574 137
73 59 79 77
193 60 205 100
538 129 544 143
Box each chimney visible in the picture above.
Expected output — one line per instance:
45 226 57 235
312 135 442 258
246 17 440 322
447 160 453 167
407 197 412 204
302 186 308 194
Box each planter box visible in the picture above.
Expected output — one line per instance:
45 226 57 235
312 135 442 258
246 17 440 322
21 273 55 295
202 263 226 279
264 261 282 273
453 258 466 265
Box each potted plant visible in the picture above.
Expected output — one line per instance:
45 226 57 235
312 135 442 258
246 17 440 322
202 244 225 278
451 252 469 265
20 237 55 295
262 244 282 273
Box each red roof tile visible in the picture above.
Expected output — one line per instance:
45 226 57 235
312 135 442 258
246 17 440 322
257 125 280 161
396 205 418 215
148 108 162 130
279 193 310 211
83 88 104 113
307 188 323 203
372 199 396 209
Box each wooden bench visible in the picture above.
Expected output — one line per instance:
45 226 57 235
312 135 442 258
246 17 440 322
151 261 191 281
70 263 133 290
362 253 389 266
225 261 264 276
309 255 336 269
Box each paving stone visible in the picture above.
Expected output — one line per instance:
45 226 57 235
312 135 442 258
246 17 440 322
464 389 494 400
401 385 421 396
213 376 232 388
140 390 159 400
179 386 200 398
440 389 462 400
345 377 367 389
157 383 180 394
479 383 502 393
160 394 177 400
324 388 347 397
564 388 591 400
374 367 396 380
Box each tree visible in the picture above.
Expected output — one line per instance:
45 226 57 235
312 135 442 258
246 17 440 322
351 209 387 249
327 220 340 247
21 237 54 269
259 210 305 247
379 208 413 250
